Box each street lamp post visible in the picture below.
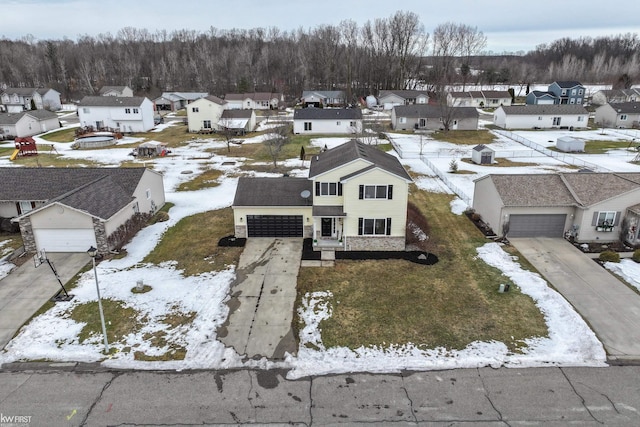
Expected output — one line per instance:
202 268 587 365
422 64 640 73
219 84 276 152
87 246 109 354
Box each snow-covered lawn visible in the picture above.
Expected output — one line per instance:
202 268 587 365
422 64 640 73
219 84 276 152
4 124 639 376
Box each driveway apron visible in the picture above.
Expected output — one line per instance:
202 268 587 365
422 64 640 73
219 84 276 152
0 253 90 350
218 238 302 360
510 237 640 361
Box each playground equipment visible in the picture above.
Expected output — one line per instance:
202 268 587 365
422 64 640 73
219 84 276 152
11 137 38 160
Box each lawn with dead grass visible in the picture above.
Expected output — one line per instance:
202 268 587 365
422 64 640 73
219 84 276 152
432 130 496 146
176 168 223 191
143 207 242 276
296 189 547 351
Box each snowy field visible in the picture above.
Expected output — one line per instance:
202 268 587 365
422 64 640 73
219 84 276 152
4 122 640 377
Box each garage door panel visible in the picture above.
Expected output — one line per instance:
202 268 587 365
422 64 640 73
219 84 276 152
33 229 97 253
247 215 303 237
509 214 566 238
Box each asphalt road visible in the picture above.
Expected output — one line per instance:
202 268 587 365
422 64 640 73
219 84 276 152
1 365 639 425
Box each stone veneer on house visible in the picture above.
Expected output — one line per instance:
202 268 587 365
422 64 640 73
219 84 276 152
17 217 36 253
344 236 405 251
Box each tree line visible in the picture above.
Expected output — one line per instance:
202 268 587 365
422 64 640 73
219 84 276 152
0 11 637 104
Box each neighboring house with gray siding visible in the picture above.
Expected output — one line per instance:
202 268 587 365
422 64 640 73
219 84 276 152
472 172 640 245
390 105 478 131
594 102 640 129
1 87 61 112
0 167 165 255
232 140 413 251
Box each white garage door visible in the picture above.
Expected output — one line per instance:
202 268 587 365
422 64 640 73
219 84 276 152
33 229 97 253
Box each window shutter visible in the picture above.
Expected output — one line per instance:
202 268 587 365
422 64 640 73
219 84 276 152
359 185 364 199
338 183 342 196
315 182 320 196
386 218 392 235
358 218 363 235
614 212 622 226
591 212 599 226
388 185 393 200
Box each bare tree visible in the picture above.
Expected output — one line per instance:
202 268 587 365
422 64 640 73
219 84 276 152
263 125 291 169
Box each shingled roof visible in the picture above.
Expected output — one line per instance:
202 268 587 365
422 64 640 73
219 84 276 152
606 102 640 114
293 108 362 120
393 104 479 119
78 96 147 107
233 177 312 207
0 167 148 219
308 139 411 181
500 105 588 115
0 110 58 125
480 172 640 207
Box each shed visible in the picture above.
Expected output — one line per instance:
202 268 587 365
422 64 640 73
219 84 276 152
556 136 585 152
471 144 495 164
136 141 168 157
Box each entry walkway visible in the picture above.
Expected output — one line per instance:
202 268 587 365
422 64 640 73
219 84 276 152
0 253 90 350
510 238 640 361
218 238 302 360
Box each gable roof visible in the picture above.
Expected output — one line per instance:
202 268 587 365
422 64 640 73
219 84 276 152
479 172 640 208
222 109 253 119
393 104 479 119
36 88 59 96
191 95 226 106
528 90 558 99
98 86 129 95
0 109 58 125
378 90 429 100
0 167 149 219
233 177 312 207
604 102 640 114
308 139 411 181
293 108 362 120
225 92 280 101
473 144 493 152
1 87 38 97
499 105 588 115
552 81 583 88
78 96 147 107
302 90 346 99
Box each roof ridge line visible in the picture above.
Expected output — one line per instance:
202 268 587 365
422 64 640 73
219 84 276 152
559 173 584 207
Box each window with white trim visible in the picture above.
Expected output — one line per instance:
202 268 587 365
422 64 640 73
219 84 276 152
578 89 584 95
620 114 628 121
316 181 342 196
125 108 131 114
358 218 392 235
192 107 199 113
597 211 616 227
336 121 341 126
146 189 151 200
399 117 406 124
578 116 584 121
133 108 139 114
304 122 312 131
359 184 393 200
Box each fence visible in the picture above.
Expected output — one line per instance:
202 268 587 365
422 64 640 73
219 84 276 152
493 129 610 172
420 156 472 205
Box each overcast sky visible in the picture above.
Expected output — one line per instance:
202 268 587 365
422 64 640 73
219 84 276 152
3 0 639 53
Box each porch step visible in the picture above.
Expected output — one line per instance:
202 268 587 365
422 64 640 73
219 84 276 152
321 250 335 261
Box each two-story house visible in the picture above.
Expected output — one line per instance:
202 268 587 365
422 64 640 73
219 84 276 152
548 81 585 105
1 87 61 112
186 95 227 133
232 140 413 251
78 96 155 132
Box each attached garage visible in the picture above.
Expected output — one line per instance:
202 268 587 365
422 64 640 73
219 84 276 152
508 214 567 238
247 215 303 237
33 228 97 253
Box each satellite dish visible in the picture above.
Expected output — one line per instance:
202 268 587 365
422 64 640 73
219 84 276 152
300 190 311 199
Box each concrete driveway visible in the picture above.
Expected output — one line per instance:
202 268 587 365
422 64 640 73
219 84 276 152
0 252 90 350
218 238 302 360
510 238 640 362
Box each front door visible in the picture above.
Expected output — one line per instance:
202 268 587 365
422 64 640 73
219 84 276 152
321 218 333 237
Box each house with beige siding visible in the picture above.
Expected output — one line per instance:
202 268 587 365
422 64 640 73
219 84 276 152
1 167 165 255
472 172 640 245
232 140 413 251
186 95 227 133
